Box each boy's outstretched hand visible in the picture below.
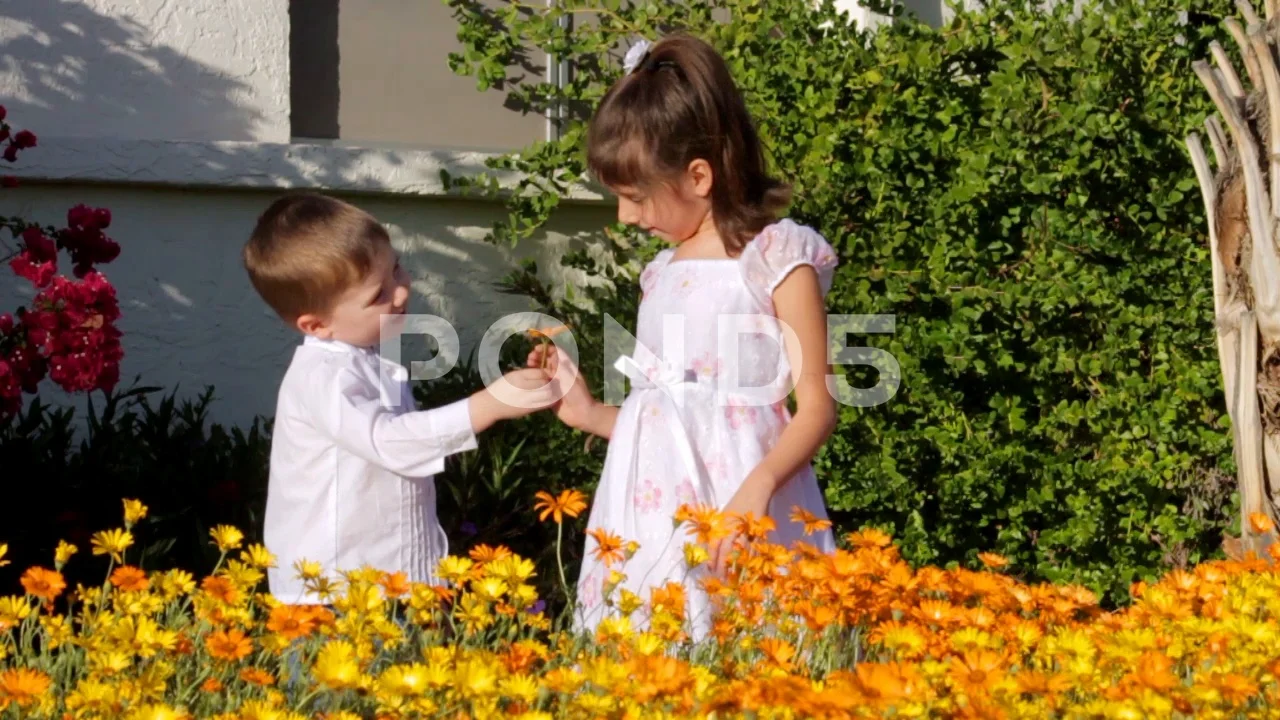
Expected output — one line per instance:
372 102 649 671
527 344 598 432
468 367 559 432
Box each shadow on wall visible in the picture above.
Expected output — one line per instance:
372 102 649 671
0 0 269 141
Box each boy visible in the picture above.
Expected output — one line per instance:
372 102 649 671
243 192 556 604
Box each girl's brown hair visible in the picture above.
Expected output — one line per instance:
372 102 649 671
586 33 791 254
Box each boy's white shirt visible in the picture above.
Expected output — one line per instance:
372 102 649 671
263 335 477 604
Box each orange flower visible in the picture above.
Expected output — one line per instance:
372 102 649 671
790 506 833 536
205 628 253 661
1209 672 1258 705
200 677 223 693
534 489 588 524
377 571 410 598
0 668 50 708
587 528 626 568
977 552 1009 569
266 605 315 641
948 650 1005 696
851 662 921 704
677 504 730 545
1015 671 1071 701
526 324 569 339
650 582 687 617
757 637 795 672
20 567 65 602
1132 651 1178 692
732 513 777 542
109 565 149 592
201 575 241 605
239 667 276 686
502 640 550 674
914 599 956 626
1249 511 1275 535
469 544 512 565
846 528 892 549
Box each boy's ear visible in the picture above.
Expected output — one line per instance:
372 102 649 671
295 312 331 339
687 158 714 198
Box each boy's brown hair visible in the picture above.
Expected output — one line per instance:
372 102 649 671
586 33 791 254
243 193 390 322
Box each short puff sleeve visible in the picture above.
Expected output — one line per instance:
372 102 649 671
639 248 675 298
740 219 839 308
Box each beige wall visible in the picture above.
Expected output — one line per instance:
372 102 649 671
0 183 614 428
291 0 548 151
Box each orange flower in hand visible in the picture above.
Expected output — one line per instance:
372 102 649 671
534 489 588 524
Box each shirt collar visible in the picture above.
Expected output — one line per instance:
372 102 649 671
302 335 376 356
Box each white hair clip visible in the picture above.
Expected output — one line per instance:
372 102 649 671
623 38 652 75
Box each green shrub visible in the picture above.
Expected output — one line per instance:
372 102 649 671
443 0 1241 602
0 384 270 591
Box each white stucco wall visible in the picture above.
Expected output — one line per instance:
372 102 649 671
0 0 290 142
0 0 619 429
0 182 615 428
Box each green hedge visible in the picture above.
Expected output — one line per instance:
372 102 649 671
442 0 1241 602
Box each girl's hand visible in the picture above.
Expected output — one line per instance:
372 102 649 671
708 469 776 576
527 344 598 431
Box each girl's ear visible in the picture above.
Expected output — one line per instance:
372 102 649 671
687 158 714 198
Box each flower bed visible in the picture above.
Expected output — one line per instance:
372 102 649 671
0 498 1278 719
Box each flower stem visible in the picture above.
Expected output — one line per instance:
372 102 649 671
556 522 570 603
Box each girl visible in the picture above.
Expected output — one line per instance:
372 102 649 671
530 32 839 639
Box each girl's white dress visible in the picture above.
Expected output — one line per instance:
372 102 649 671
575 219 840 639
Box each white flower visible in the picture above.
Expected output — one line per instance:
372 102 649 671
623 38 652 75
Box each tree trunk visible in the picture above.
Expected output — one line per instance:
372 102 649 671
1188 5 1280 559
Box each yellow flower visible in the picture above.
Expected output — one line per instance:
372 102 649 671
437 556 474 585
474 577 507 602
125 704 185 720
501 673 540 703
54 540 77 568
39 614 71 649
0 596 32 631
511 583 539 609
209 525 244 552
487 555 537 584
313 640 361 690
224 559 264 589
122 498 149 527
618 589 644 616
241 544 277 569
533 489 588 524
159 570 196 601
378 664 430 697
634 632 666 656
457 594 493 634
684 542 710 569
88 649 133 676
293 559 323 580
0 543 8 567
455 658 499 698
91 528 134 563
597 616 633 642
